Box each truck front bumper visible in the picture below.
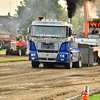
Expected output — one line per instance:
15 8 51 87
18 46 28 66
29 50 69 63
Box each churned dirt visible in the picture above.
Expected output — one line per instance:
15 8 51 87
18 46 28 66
0 55 100 100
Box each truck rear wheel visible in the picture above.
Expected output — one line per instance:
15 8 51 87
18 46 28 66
31 61 39 68
65 54 73 69
0 39 4 50
73 53 82 68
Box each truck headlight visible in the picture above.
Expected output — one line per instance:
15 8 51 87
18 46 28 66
60 59 64 61
31 54 36 56
60 55 65 57
31 58 35 60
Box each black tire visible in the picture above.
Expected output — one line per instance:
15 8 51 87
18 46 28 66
31 61 39 68
97 56 100 65
6 50 9 55
73 53 82 68
0 39 4 50
65 54 73 69
9 49 13 55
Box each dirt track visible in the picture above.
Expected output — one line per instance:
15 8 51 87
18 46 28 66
0 59 100 100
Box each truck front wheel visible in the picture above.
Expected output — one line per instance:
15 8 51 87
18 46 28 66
65 54 73 69
31 61 39 68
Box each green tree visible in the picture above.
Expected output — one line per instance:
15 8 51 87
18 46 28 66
73 8 85 37
72 16 81 32
16 0 68 34
95 0 100 18
75 8 84 27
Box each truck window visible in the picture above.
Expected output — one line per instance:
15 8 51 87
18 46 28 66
31 26 68 38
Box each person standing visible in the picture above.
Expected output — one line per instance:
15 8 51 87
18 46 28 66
19 38 23 47
24 39 28 55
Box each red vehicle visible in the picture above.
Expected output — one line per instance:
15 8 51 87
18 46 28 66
6 35 27 56
0 32 12 50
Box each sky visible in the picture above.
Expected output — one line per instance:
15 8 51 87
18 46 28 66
0 0 66 16
0 0 21 16
0 0 97 18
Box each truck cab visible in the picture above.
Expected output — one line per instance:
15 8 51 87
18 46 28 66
29 18 82 69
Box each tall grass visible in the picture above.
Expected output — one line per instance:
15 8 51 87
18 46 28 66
0 58 29 62
0 49 6 54
88 94 100 100
79 94 100 100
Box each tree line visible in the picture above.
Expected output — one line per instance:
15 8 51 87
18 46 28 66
15 0 100 36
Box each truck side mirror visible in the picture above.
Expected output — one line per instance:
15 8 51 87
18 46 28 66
27 27 31 33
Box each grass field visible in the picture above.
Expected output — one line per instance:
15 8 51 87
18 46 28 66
0 49 6 54
88 94 100 100
79 94 100 100
0 58 29 62
0 49 29 62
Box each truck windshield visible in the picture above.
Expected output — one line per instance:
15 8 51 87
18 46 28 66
31 26 67 38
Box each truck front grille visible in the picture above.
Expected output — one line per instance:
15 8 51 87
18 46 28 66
11 42 16 49
39 58 56 62
39 58 46 60
38 50 58 53
37 42 59 51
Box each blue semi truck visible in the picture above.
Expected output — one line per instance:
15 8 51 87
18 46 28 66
28 17 82 69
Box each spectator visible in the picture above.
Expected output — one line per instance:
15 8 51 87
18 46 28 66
19 39 24 54
92 28 99 34
19 39 23 47
16 36 20 41
24 39 28 55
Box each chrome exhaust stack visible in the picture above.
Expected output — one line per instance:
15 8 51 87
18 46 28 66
69 18 72 24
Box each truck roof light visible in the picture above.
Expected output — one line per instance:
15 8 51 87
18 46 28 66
63 19 65 22
37 18 40 21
